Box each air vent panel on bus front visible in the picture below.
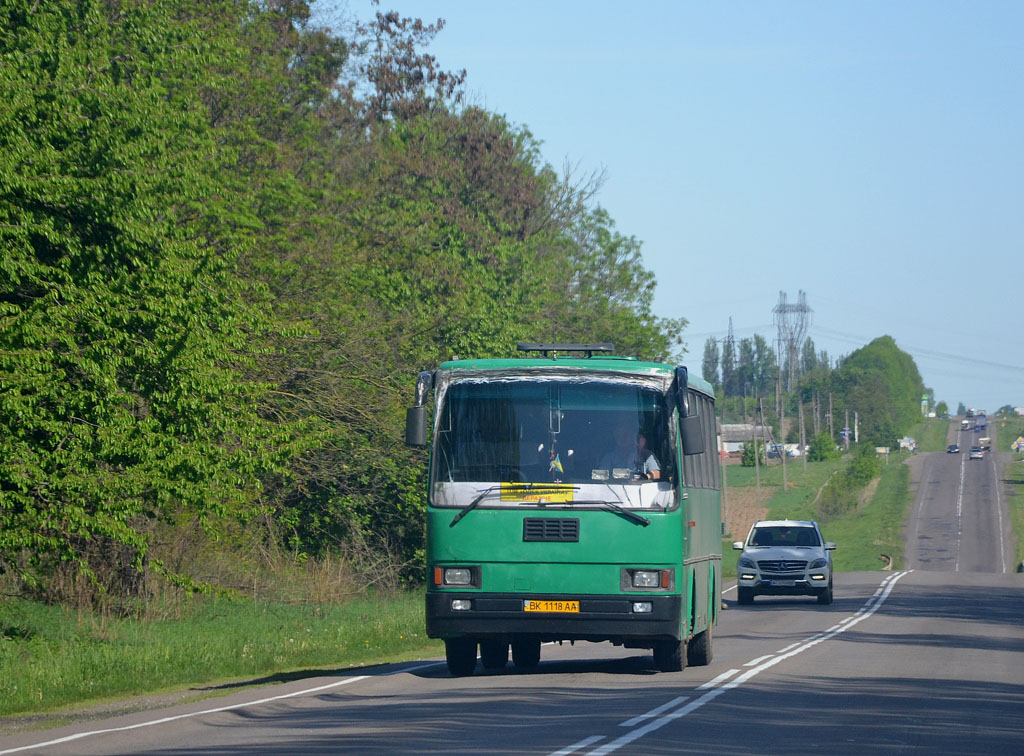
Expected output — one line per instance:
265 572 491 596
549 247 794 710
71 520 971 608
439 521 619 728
522 517 580 542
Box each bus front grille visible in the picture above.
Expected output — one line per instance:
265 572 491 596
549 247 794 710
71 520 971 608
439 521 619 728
523 517 580 542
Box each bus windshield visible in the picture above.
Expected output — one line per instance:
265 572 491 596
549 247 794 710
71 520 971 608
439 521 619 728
432 378 674 509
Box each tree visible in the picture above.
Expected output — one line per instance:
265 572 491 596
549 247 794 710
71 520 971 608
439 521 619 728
807 431 841 462
701 338 719 388
832 336 924 446
0 0 305 604
720 319 736 396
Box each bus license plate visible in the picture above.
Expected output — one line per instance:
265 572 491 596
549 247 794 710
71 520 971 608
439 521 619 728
524 600 579 613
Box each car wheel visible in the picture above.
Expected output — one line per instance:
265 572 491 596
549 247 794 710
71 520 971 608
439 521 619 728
653 639 686 672
737 587 754 605
816 580 833 605
445 638 478 676
479 640 509 670
511 639 541 669
687 625 713 666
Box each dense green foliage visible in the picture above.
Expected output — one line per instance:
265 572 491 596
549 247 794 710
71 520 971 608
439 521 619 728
807 431 842 462
832 336 925 446
818 444 883 518
0 0 684 604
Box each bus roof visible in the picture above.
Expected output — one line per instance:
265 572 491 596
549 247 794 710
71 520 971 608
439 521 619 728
436 356 715 397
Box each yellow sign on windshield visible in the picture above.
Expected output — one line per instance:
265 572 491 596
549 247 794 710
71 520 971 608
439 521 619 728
500 483 575 503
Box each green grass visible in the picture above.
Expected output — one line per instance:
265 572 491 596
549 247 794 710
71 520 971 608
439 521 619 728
907 417 950 452
1005 455 1024 571
722 453 911 576
0 591 442 718
821 460 909 572
995 415 1024 454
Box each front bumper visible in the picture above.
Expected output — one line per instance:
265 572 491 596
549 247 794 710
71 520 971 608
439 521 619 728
426 592 682 644
736 573 830 596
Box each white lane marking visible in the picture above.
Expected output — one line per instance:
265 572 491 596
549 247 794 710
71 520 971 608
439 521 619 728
956 451 965 571
0 676 371 755
577 571 912 756
547 735 605 755
721 584 737 594
743 654 774 667
695 668 740 690
618 696 688 727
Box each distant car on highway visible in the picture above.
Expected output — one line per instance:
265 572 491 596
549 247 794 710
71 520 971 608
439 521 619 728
947 444 960 453
969 447 984 459
733 520 835 605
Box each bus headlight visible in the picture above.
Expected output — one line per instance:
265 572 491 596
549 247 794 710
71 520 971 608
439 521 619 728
451 599 472 611
632 602 653 613
624 568 673 590
433 566 479 587
632 570 661 588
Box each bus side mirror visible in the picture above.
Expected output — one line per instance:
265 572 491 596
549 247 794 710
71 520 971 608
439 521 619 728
406 406 427 447
405 370 434 447
680 413 705 456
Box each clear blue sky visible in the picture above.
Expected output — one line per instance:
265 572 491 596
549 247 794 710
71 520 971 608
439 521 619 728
336 1 1023 412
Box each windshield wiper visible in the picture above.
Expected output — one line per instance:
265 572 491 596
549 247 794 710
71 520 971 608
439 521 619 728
450 483 579 527
573 499 651 527
450 486 500 527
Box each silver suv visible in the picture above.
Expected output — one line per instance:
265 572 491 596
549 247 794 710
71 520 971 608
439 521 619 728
732 520 835 605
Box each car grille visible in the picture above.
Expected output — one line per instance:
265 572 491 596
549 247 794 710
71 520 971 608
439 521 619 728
757 560 808 574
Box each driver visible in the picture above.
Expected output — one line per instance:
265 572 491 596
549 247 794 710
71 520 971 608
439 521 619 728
599 424 661 480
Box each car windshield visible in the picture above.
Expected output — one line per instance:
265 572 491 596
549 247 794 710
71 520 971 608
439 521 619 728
749 526 820 548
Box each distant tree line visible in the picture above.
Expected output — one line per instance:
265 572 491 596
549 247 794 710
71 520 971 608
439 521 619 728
702 325 927 451
0 0 684 606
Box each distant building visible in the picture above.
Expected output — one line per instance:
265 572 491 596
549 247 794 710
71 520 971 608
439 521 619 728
719 423 770 457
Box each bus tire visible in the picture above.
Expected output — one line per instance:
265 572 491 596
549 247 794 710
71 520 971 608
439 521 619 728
445 639 478 676
653 639 686 672
687 625 713 666
512 639 542 669
737 587 754 605
480 640 509 670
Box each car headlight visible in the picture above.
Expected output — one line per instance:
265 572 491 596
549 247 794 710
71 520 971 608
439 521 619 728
738 557 755 569
808 558 828 569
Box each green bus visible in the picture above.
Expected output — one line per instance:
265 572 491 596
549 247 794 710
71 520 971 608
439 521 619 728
405 343 721 675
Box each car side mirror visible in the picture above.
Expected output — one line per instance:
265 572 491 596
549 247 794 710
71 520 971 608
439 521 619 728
732 541 744 550
824 542 837 550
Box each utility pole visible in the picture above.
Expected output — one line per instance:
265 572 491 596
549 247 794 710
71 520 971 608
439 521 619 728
754 398 762 507
829 392 834 439
779 394 787 490
799 399 808 471
720 394 728 537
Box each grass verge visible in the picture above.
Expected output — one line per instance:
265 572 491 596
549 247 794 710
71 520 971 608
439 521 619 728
0 591 442 718
722 453 912 576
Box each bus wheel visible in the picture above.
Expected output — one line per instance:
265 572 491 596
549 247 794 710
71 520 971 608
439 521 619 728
511 639 541 669
480 640 509 670
687 625 713 666
653 639 686 672
445 639 478 676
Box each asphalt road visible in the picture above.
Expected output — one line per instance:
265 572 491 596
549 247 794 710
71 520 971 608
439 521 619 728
3 425 1021 756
